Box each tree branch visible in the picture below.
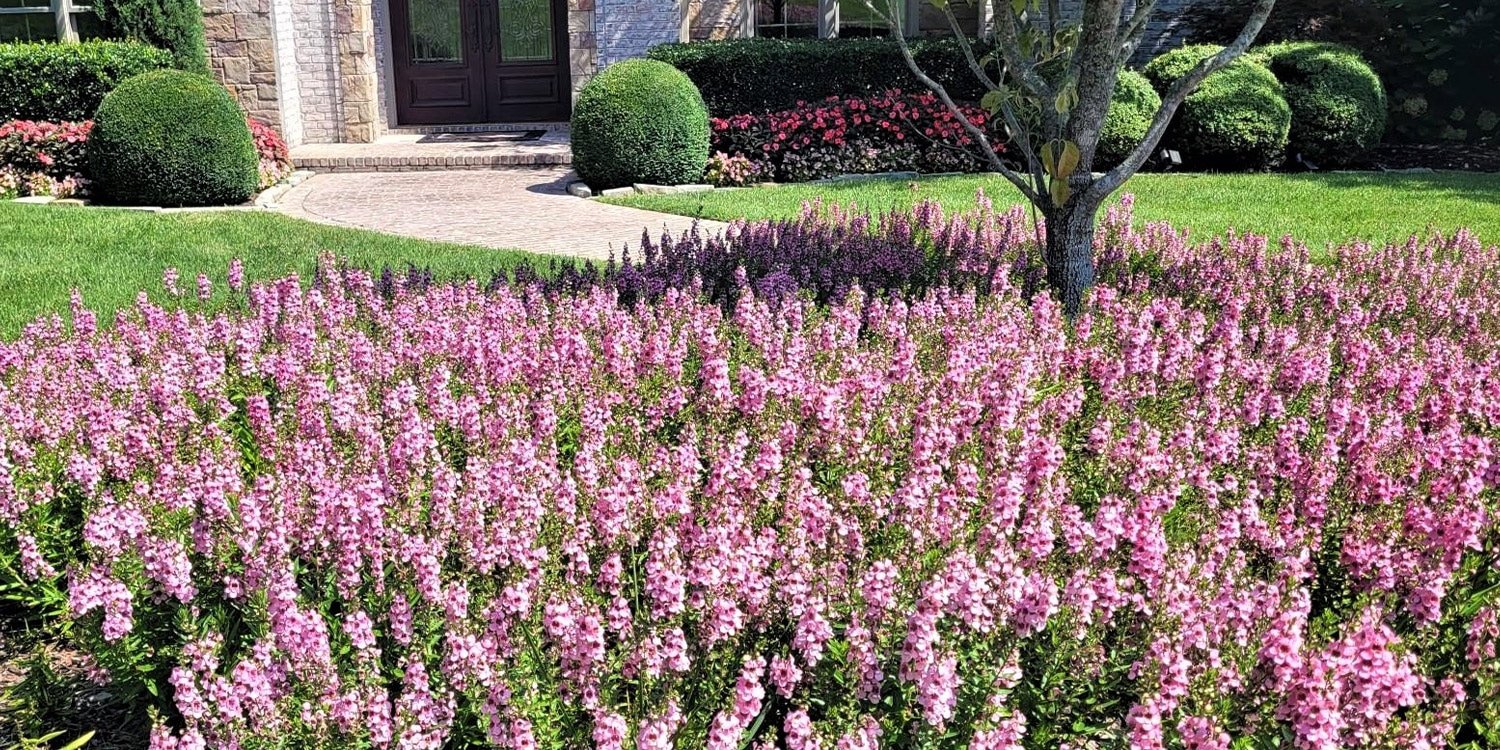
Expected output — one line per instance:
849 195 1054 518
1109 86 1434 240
888 0 1044 204
1086 0 1277 202
1115 0 1159 66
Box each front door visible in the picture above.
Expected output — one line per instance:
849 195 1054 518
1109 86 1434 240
390 0 570 125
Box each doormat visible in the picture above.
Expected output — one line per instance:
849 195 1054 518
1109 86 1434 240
417 130 546 144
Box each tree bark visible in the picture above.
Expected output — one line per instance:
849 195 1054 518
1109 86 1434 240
1044 202 1099 316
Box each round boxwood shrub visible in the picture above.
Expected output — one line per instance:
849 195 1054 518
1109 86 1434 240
1144 44 1291 170
572 59 710 189
88 69 258 207
1253 41 1386 166
1097 70 1162 168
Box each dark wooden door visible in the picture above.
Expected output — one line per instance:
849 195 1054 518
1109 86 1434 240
392 0 569 125
478 0 571 122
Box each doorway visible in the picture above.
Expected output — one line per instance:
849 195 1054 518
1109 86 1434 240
389 0 570 125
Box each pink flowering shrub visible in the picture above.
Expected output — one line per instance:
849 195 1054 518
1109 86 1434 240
0 117 292 199
0 119 92 198
247 118 292 189
1 202 1499 750
711 90 1004 182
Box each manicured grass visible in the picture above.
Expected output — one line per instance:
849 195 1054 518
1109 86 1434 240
605 171 1500 250
0 203 548 337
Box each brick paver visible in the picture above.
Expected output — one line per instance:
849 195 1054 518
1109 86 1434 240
276 167 728 260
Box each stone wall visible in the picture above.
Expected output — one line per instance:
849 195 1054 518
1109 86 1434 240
595 0 681 67
202 0 281 130
569 0 598 95
687 0 742 40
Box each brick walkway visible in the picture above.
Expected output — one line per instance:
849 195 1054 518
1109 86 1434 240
276 167 727 261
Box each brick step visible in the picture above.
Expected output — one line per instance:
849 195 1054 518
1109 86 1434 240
290 132 572 173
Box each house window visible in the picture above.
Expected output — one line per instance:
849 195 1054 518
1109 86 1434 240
0 0 100 43
753 0 907 38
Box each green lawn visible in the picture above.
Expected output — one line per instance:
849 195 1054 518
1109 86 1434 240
606 171 1500 250
0 204 546 338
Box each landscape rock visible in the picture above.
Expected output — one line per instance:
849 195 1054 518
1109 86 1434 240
632 183 713 195
567 181 594 198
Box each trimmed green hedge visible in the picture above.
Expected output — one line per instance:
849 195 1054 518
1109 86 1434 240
647 37 990 116
573 60 711 190
0 41 174 121
88 69 258 206
93 0 209 73
1097 70 1162 168
1145 44 1291 170
1253 41 1385 165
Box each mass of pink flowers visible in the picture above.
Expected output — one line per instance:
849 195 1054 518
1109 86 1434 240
710 90 1004 181
0 199 1497 750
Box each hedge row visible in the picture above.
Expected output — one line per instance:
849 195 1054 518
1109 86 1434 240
647 37 991 116
0 40 173 122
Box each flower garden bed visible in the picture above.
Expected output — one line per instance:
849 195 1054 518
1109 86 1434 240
0 115 293 204
0 198 1497 750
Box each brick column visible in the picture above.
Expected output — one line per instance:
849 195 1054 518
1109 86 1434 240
335 0 380 142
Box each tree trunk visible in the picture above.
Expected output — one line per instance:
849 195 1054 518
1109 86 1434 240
1043 204 1098 317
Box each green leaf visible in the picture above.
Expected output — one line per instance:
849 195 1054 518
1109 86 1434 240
980 90 1004 114
57 731 96 750
1049 176 1071 206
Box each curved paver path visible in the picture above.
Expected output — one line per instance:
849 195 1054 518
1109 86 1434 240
277 167 727 260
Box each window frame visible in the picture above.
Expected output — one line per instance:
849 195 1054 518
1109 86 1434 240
0 0 93 42
747 0 919 39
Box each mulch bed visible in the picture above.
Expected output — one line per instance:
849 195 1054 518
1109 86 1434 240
1345 142 1500 173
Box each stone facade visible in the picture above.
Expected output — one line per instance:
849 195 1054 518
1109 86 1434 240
596 0 681 67
202 0 281 129
201 0 1203 145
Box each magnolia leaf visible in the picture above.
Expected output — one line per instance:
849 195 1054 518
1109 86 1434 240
1055 139 1080 179
980 90 1004 114
1040 141 1056 176
1009 0 1025 15
928 0 948 9
1049 176 1071 207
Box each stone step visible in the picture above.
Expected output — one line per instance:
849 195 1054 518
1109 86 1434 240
290 131 572 173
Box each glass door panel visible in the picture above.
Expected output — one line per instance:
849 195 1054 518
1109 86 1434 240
408 0 464 63
496 0 553 62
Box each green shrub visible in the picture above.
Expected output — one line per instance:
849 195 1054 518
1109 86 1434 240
0 41 173 121
1252 41 1385 165
647 37 990 115
88 69 258 206
1144 44 1291 170
572 59 710 190
1097 70 1162 168
93 0 209 72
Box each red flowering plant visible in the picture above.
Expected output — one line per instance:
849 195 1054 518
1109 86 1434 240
710 89 1005 182
248 117 292 189
0 119 93 198
0 117 293 199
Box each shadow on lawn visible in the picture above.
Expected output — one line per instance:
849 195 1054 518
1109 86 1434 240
1280 170 1500 206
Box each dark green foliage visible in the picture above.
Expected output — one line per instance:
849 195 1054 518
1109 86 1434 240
1184 0 1499 145
0 41 172 121
1096 70 1161 168
572 59 710 189
88 69 258 206
646 37 991 115
1144 44 1291 170
92 0 208 72
1253 41 1385 165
